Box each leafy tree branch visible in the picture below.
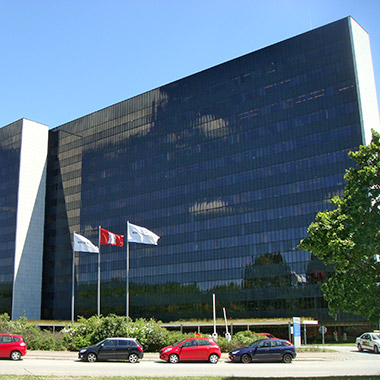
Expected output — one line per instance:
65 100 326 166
299 129 380 321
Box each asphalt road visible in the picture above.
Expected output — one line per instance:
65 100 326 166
0 346 379 378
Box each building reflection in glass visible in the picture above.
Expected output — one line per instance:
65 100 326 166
42 18 369 322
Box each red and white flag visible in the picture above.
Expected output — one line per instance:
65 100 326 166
100 227 124 247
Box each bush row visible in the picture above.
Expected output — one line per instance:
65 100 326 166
0 313 264 352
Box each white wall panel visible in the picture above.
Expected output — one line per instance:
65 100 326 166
349 17 380 145
12 119 48 320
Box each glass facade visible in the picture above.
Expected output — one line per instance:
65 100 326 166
40 17 373 321
0 121 22 315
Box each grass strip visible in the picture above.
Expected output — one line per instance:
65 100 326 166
0 376 379 380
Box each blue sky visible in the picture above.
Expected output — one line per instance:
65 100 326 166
1 0 379 129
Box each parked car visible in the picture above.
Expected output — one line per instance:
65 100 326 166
356 332 380 354
0 334 27 360
78 337 144 362
255 332 278 339
160 337 221 363
229 338 296 363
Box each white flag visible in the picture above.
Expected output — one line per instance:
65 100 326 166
128 223 160 245
73 232 99 253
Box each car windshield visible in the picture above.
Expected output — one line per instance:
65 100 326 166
373 334 380 340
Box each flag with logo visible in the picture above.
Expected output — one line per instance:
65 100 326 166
127 223 160 245
100 227 124 247
73 232 99 253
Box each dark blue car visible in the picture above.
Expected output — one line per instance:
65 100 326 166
229 339 296 363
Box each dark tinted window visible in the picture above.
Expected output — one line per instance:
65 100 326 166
42 18 364 323
118 340 131 347
0 336 14 343
258 340 272 348
181 340 197 347
103 340 116 347
197 340 211 346
0 122 22 316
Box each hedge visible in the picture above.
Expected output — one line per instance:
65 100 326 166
0 313 266 352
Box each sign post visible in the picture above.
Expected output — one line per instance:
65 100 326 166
212 294 218 341
319 325 327 346
292 317 301 347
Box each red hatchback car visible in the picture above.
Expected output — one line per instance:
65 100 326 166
256 333 278 339
0 334 27 360
160 337 221 363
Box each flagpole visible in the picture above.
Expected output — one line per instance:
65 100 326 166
98 226 101 316
126 221 130 319
71 232 75 324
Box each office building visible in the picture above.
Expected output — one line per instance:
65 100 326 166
1 17 379 322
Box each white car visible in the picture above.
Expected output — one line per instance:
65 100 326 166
356 332 380 354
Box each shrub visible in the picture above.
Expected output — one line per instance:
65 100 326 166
62 315 176 352
166 330 191 346
216 331 269 352
216 336 235 352
0 313 272 353
27 331 65 351
137 318 170 352
0 313 11 333
0 313 66 350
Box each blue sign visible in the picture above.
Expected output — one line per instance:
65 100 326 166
294 321 301 337
292 317 301 347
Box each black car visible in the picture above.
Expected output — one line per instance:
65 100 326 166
229 338 296 363
78 338 144 363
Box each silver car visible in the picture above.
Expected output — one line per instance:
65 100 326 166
356 332 380 354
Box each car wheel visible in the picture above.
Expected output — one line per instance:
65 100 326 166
86 352 98 362
169 353 179 363
208 353 219 364
241 353 251 364
128 353 139 363
10 351 21 361
374 345 379 354
282 353 293 363
357 343 363 352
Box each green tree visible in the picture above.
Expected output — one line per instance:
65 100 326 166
299 129 380 321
